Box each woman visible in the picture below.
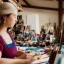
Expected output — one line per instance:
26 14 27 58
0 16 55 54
0 2 34 64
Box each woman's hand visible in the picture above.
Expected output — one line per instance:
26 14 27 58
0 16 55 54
15 51 27 59
27 55 35 62
16 51 24 56
26 55 34 64
15 51 35 64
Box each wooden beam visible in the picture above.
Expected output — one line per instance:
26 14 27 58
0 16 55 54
58 0 63 27
57 0 63 45
22 5 58 11
22 0 64 11
23 0 31 6
3 0 8 2
16 0 19 2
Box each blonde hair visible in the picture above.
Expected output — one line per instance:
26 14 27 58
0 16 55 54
0 2 17 15
0 2 17 26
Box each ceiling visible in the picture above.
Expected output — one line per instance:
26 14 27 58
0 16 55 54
18 0 64 11
2 0 64 11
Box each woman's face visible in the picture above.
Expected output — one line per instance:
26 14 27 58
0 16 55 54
5 10 17 28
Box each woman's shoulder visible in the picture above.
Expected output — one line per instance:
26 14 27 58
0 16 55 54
0 36 3 41
0 36 5 45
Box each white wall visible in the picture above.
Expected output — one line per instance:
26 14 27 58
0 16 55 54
27 14 40 34
18 0 64 32
18 8 58 31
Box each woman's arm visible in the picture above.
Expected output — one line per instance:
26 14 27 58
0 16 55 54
0 58 29 64
0 51 34 64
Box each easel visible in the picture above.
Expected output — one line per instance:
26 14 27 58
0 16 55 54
48 0 63 64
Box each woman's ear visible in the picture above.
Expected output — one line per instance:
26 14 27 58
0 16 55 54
3 15 7 21
2 15 7 23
